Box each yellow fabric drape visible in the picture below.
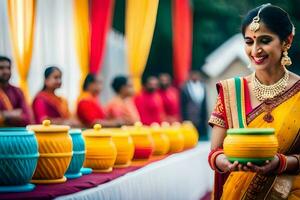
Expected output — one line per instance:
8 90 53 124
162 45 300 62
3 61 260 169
125 0 159 91
73 0 90 91
7 0 36 100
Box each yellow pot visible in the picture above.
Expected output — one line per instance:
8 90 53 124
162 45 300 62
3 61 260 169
224 128 278 164
150 123 170 155
162 122 184 153
83 124 117 173
27 120 72 184
181 121 199 149
125 122 154 160
101 128 134 168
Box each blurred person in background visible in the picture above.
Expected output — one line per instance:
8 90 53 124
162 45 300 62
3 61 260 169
77 73 123 128
0 56 32 126
32 66 81 127
135 75 166 125
106 75 140 125
158 73 180 123
180 70 208 140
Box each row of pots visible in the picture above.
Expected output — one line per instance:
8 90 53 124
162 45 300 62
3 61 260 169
0 120 199 193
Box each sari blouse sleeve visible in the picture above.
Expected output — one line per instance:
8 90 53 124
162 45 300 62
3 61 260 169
208 82 228 129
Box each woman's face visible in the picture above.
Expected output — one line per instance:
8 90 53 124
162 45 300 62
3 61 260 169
244 22 284 71
88 78 102 96
45 69 62 90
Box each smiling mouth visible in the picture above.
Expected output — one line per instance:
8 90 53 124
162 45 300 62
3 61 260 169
252 55 268 65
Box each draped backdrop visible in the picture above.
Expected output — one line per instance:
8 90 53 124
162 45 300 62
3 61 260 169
0 0 194 109
125 0 159 92
7 0 36 100
172 0 193 86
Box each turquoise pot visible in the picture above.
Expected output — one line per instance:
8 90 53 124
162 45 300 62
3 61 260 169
0 128 39 192
65 129 86 179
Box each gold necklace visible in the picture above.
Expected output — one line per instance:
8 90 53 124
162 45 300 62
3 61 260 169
252 69 289 101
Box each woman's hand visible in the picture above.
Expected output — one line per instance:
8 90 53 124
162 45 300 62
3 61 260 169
246 155 280 175
215 154 239 173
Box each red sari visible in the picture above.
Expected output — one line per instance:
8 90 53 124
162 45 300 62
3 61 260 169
76 92 105 127
134 90 166 125
32 91 70 124
158 86 181 122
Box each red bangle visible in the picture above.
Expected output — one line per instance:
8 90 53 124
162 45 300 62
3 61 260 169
276 153 287 174
208 148 224 171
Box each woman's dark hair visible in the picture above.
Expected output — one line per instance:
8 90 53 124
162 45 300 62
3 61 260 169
241 5 294 42
111 75 128 93
83 73 96 91
42 66 61 90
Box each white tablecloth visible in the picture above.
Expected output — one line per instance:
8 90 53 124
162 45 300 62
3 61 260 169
56 142 213 200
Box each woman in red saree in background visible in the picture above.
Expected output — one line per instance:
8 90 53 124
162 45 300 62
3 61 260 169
32 66 81 127
106 75 140 125
77 74 123 128
208 4 300 199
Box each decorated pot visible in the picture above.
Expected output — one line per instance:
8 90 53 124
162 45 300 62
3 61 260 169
27 120 72 184
224 128 278 164
65 129 86 179
83 124 117 173
180 121 199 149
150 123 170 155
162 122 184 153
0 128 38 192
126 122 154 160
101 128 135 168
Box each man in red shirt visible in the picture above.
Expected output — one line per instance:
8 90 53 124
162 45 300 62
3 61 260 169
134 76 165 125
158 73 180 123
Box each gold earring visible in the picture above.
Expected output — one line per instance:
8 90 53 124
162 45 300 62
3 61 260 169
281 48 292 67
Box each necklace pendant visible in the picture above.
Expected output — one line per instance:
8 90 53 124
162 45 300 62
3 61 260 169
263 113 274 123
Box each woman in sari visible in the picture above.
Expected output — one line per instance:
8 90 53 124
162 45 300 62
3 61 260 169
32 66 81 126
106 75 140 125
76 74 123 128
208 4 300 200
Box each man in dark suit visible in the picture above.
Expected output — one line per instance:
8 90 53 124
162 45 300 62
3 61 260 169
180 70 208 140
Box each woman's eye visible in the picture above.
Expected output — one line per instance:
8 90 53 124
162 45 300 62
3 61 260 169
261 38 271 44
245 40 253 45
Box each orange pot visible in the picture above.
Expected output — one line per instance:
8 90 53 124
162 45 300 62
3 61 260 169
162 122 184 153
27 120 72 184
180 121 199 149
150 123 170 155
83 124 117 173
126 122 154 160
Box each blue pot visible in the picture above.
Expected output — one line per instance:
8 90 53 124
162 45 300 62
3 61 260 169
0 128 39 192
65 129 86 179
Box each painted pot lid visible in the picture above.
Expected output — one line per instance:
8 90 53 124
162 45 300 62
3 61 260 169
227 128 275 135
83 124 112 137
124 122 150 136
27 120 70 133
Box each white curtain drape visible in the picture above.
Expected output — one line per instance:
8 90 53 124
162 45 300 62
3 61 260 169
0 0 17 85
29 0 80 110
100 30 129 105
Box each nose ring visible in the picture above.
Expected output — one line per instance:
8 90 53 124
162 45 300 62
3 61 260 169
257 48 262 53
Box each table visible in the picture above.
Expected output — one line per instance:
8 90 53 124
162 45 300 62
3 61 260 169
56 142 213 200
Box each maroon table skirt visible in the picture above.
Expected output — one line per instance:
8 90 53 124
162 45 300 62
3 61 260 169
0 155 167 200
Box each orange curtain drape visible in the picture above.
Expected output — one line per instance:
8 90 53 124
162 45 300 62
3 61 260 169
172 0 193 86
73 0 90 90
7 0 36 100
125 0 159 91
